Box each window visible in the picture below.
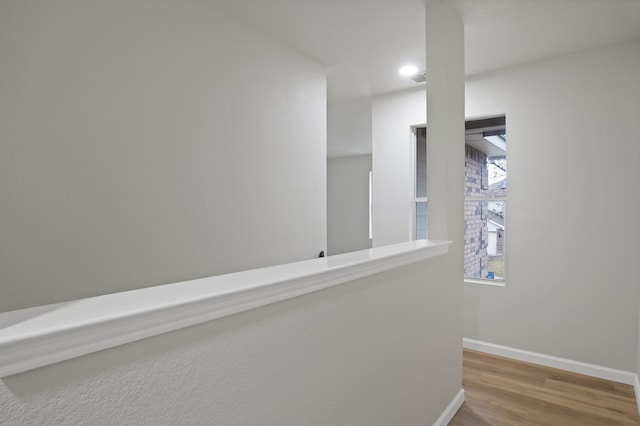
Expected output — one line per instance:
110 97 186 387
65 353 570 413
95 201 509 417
464 116 506 282
369 170 373 240
414 127 427 240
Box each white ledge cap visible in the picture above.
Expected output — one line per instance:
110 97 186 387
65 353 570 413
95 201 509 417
0 239 451 377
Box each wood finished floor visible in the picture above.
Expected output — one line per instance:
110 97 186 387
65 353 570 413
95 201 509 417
449 349 640 426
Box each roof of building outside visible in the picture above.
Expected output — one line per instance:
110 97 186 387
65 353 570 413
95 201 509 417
487 210 504 228
487 178 506 197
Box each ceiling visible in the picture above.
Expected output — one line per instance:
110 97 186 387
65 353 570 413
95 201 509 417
205 0 640 100
203 0 640 157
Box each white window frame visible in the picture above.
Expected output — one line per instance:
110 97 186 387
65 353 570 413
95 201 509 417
464 115 507 286
369 170 373 240
410 125 428 241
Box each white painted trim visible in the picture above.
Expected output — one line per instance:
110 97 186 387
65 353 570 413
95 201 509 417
464 278 505 287
464 196 507 202
0 240 451 378
369 170 373 240
634 373 640 415
409 126 418 241
433 389 465 426
463 338 637 385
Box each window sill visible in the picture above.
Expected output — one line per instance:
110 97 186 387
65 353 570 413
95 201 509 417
464 278 506 287
0 239 451 378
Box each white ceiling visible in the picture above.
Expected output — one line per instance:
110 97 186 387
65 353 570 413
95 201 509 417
205 0 640 100
462 0 640 77
204 0 640 157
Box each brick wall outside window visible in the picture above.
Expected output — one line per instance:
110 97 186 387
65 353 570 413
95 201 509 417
464 145 489 278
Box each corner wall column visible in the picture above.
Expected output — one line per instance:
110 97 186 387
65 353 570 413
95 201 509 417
426 0 465 244
424 0 466 416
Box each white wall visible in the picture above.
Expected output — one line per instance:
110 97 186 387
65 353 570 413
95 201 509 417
423 0 466 416
0 0 326 312
372 88 426 247
327 96 372 158
327 155 372 255
0 259 461 426
370 40 640 372
464 40 640 372
638 298 640 375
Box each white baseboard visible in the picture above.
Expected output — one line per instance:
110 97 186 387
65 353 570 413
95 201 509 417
463 338 636 385
433 389 465 426
634 374 640 416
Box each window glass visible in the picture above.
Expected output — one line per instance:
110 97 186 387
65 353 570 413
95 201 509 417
416 128 427 198
416 201 427 240
414 127 427 240
464 200 504 279
464 116 506 281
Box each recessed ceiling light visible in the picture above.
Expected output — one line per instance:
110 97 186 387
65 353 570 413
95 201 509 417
398 65 419 76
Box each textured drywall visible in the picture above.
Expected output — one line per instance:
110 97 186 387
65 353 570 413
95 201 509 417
327 155 372 255
0 0 326 311
0 259 461 426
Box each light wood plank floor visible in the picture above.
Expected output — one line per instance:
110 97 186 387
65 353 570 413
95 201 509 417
450 349 640 426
